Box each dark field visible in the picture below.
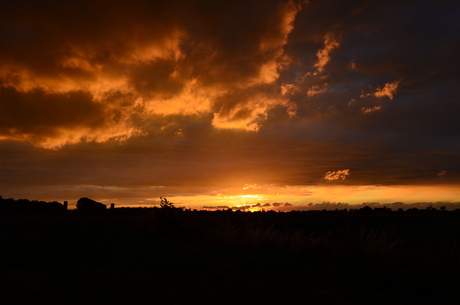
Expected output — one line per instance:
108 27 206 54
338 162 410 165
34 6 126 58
1 207 460 305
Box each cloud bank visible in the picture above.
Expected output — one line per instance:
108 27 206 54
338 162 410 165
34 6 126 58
0 0 305 147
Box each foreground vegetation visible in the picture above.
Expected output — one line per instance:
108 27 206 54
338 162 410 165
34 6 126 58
1 199 460 304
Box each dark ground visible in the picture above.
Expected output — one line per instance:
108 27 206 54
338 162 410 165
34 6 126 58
1 208 460 305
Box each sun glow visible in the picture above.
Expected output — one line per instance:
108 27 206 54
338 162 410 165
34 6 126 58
217 194 266 204
150 184 460 211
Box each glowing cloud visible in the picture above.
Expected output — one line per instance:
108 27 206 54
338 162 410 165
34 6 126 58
324 169 350 181
212 92 296 131
361 80 401 100
243 184 263 190
0 0 305 147
314 33 340 74
362 105 382 113
306 84 328 97
374 80 401 99
281 83 296 95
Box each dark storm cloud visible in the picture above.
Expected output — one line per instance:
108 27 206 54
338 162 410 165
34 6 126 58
284 0 459 107
128 59 184 99
0 86 104 138
270 0 460 185
1 0 304 143
0 0 182 74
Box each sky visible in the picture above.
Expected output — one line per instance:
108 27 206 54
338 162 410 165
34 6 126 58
1 0 460 210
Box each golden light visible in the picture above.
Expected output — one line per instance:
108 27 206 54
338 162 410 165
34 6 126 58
158 184 460 211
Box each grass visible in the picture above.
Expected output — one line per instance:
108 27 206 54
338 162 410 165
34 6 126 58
1 209 459 304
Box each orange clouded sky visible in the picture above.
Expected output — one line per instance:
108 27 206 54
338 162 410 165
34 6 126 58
1 0 459 209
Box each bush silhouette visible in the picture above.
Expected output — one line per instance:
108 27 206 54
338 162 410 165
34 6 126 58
76 197 106 211
159 197 175 209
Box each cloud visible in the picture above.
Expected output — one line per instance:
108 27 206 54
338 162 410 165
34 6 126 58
306 84 328 97
373 80 401 100
243 184 263 190
313 33 340 74
361 105 382 113
360 80 401 100
281 83 296 95
232 202 272 211
271 202 293 207
202 206 231 210
211 89 296 131
0 86 139 148
0 0 304 148
324 169 350 181
347 99 357 106
438 170 447 176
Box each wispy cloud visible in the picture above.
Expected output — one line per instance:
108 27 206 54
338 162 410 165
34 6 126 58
324 169 350 181
361 105 382 113
361 80 401 100
374 80 401 99
306 84 328 97
313 33 339 74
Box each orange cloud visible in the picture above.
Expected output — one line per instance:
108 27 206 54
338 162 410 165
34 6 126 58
361 105 382 113
314 33 340 74
324 169 350 181
211 93 295 131
0 1 306 148
306 84 328 97
0 86 143 148
281 83 296 95
374 80 401 99
361 80 401 100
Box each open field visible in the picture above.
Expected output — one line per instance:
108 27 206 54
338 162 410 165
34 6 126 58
1 207 460 305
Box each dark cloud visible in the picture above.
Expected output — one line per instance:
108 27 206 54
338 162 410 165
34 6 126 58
0 0 182 73
0 86 104 138
272 202 292 207
1 0 305 141
202 206 231 210
129 59 184 99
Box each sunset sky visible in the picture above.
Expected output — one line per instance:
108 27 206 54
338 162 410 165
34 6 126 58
1 0 459 210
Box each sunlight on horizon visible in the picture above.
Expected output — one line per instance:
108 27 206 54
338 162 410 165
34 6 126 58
151 184 460 211
7 183 459 211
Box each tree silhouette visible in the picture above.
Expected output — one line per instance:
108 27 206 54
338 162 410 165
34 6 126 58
159 197 175 209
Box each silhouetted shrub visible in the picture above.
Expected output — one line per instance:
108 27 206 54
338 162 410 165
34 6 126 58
159 197 175 209
76 197 106 211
